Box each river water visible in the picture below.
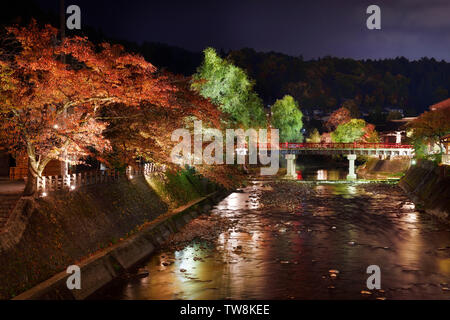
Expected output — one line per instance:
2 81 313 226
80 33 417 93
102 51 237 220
92 169 450 300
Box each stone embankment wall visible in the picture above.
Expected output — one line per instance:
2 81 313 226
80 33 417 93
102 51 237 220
399 160 450 222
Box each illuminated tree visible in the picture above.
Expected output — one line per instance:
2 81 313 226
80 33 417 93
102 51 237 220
0 22 185 195
191 48 266 129
100 74 240 187
271 95 303 142
325 107 351 131
409 108 450 154
331 119 378 143
306 128 321 143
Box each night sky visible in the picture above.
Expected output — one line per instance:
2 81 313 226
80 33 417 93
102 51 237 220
36 0 450 61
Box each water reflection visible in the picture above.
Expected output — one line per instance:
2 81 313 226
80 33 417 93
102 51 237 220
298 168 348 181
92 182 450 300
317 170 327 180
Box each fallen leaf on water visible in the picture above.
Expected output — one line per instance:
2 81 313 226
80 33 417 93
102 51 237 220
329 269 340 274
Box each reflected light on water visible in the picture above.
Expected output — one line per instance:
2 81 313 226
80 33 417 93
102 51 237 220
224 194 241 210
404 212 418 223
317 170 327 180
176 246 197 277
347 185 357 195
438 258 450 275
402 202 416 210
95 180 450 300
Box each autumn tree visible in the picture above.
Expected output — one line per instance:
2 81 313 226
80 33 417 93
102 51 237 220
325 107 351 131
0 22 186 195
271 95 304 142
409 107 450 154
191 48 266 129
99 74 242 187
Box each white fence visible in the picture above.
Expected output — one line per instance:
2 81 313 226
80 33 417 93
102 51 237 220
37 163 164 194
443 154 450 165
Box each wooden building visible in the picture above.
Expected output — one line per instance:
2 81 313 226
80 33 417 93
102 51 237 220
375 119 414 144
9 153 63 181
0 148 11 178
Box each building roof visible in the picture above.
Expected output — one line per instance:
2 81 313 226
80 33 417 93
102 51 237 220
375 119 410 133
430 98 450 111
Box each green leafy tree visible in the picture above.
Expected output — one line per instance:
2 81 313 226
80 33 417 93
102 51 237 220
331 119 367 143
191 48 266 128
271 95 304 142
411 136 428 159
306 128 321 143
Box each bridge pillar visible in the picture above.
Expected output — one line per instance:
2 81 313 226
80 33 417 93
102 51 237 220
285 154 297 178
346 154 357 180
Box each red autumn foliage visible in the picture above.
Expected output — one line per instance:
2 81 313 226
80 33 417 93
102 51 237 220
325 107 351 131
0 21 226 194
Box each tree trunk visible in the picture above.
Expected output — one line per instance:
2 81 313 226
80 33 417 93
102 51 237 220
23 156 48 196
23 164 39 196
23 139 54 196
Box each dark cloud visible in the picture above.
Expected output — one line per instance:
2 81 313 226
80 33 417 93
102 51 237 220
36 0 450 60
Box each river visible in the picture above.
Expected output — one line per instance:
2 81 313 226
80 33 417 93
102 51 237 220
91 167 450 300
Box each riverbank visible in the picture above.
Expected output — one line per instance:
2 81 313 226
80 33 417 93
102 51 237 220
399 160 450 222
0 169 227 299
357 157 410 180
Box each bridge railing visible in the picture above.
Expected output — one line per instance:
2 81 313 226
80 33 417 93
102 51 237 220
256 142 413 150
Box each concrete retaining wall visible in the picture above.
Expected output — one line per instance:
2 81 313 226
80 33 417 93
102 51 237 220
13 192 225 300
357 157 411 179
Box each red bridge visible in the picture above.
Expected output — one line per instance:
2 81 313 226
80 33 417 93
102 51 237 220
280 142 412 149
256 142 414 180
